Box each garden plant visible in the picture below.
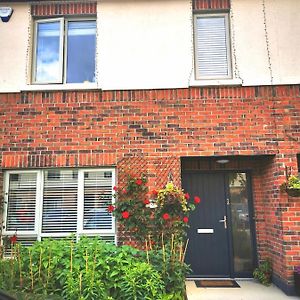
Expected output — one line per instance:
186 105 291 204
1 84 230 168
0 174 201 299
253 260 272 286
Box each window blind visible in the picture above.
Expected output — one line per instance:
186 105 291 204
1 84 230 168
6 173 37 232
83 171 113 231
42 170 78 233
4 169 115 246
195 15 230 78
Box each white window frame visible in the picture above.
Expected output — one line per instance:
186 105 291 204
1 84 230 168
32 17 96 85
2 169 116 242
194 13 232 80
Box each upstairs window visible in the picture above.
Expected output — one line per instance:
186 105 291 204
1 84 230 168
32 18 96 84
194 13 232 79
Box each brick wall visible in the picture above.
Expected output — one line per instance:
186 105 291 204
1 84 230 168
193 0 230 10
0 84 299 289
31 2 97 16
31 0 229 16
1 86 299 169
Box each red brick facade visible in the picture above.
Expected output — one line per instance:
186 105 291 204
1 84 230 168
31 2 97 17
30 0 229 15
0 86 299 291
1 0 299 295
193 0 230 10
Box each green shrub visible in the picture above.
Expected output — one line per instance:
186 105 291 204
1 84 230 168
119 261 164 300
0 237 187 299
253 260 272 286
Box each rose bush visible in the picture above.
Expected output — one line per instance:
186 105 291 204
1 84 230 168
109 175 201 246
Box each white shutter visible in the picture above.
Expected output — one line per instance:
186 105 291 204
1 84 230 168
42 170 78 233
5 173 37 232
83 171 113 231
194 14 231 79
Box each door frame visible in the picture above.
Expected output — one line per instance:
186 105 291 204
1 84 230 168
182 169 258 278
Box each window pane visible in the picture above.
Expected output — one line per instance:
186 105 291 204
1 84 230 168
195 15 230 78
229 173 254 274
6 173 37 232
42 170 78 233
66 21 96 83
83 171 113 230
35 21 62 83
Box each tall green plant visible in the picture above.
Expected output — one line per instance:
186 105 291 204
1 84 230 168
0 237 188 299
119 262 164 300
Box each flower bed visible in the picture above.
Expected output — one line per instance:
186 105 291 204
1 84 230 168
0 237 188 300
0 175 201 299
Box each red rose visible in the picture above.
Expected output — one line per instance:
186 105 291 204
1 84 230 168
162 213 170 220
185 193 190 200
113 186 118 191
10 235 17 244
107 205 115 213
136 179 143 185
183 217 189 223
194 196 201 204
143 199 150 205
122 189 127 194
122 211 130 219
151 190 158 197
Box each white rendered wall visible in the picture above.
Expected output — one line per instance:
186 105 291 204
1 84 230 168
265 0 300 85
0 0 299 92
0 3 30 93
97 0 193 90
232 0 300 86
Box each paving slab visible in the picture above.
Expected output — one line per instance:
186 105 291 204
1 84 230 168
186 279 300 300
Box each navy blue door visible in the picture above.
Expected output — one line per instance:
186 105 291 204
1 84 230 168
183 172 230 277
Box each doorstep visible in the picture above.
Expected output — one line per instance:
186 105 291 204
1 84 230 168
186 279 299 300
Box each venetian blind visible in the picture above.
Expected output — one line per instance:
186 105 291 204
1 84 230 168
83 171 113 231
195 15 230 78
42 170 78 233
6 173 37 232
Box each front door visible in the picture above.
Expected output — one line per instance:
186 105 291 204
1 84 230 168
183 172 256 278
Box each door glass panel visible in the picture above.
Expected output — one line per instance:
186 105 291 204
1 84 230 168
229 173 254 274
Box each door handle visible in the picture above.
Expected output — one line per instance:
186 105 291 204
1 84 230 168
219 216 227 229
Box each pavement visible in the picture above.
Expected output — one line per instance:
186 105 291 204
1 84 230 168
186 279 300 300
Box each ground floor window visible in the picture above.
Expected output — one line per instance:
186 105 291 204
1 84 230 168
2 168 116 247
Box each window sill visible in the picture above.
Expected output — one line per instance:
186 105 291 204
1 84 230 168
21 83 99 92
189 78 242 87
